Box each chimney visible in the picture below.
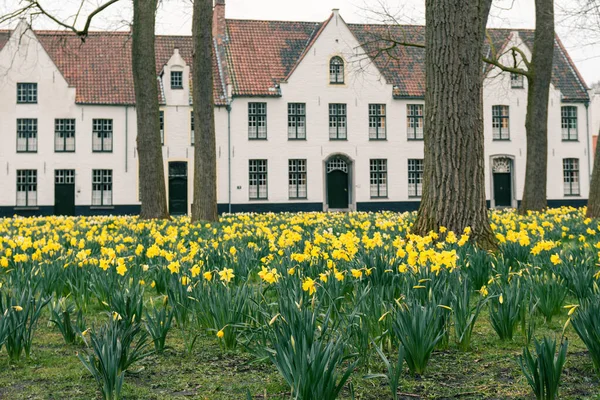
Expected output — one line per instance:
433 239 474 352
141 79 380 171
213 0 226 42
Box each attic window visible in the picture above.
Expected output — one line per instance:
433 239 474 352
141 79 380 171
330 56 344 84
510 73 524 89
171 71 183 89
17 83 37 103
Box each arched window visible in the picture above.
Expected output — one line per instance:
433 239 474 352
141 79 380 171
329 56 344 84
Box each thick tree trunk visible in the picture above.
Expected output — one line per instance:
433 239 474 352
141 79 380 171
132 0 169 219
586 132 600 217
190 0 218 222
413 0 496 250
519 0 554 214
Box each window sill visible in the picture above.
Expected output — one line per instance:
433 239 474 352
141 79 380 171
329 138 348 141
289 197 308 200
369 138 387 141
249 198 268 201
329 82 345 85
16 102 38 105
407 138 424 141
171 87 183 90
564 194 581 197
92 150 113 153
16 151 38 154
511 86 524 89
408 196 422 199
562 139 579 142
288 138 307 141
248 138 268 141
370 197 389 200
492 139 511 142
90 206 115 210
55 150 76 153
14 206 39 210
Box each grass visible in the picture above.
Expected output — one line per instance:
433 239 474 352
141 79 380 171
0 307 598 400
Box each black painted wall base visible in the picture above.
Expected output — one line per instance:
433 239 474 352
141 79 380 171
0 199 590 218
0 205 141 218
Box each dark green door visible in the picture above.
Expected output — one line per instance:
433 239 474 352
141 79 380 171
169 162 188 215
493 173 512 207
54 170 75 216
327 169 349 209
54 184 75 216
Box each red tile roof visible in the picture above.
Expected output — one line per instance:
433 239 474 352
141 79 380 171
0 29 226 105
0 20 589 104
225 19 324 97
0 30 9 51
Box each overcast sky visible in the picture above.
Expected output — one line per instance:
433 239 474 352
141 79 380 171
2 0 599 85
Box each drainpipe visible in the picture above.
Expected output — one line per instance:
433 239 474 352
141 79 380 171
586 101 592 184
227 99 233 214
125 106 129 173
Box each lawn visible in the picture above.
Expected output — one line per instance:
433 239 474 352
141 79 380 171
0 208 599 399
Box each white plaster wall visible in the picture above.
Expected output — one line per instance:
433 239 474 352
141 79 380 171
483 32 591 204
0 19 592 213
0 24 137 209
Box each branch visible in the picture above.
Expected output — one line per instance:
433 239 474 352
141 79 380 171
360 31 531 78
4 0 122 41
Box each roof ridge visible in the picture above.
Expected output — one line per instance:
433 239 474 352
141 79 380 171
225 18 320 24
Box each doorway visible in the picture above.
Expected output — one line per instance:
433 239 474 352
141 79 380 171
492 157 513 207
168 161 188 215
54 169 75 216
326 157 349 209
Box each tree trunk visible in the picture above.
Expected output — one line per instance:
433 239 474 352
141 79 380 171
587 131 600 217
132 0 169 219
519 0 554 214
191 0 218 222
413 0 496 250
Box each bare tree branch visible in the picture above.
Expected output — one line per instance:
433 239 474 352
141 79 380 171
1 0 122 41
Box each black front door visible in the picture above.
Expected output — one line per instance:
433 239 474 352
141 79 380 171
327 169 349 209
169 162 188 215
54 170 75 216
493 173 512 207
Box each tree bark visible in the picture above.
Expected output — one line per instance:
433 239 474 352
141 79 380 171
587 128 600 217
519 0 554 214
413 0 496 250
191 0 218 222
132 0 169 219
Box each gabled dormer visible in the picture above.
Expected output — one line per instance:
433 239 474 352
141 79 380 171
161 48 191 106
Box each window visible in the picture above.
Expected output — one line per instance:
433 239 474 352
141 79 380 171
16 170 37 207
329 103 347 140
248 103 267 139
561 106 578 141
171 71 183 89
249 160 267 200
92 169 113 206
288 103 306 140
92 119 113 152
190 111 195 145
407 104 424 140
563 158 580 196
17 119 37 152
408 159 424 197
55 119 75 152
329 56 344 84
370 159 387 198
17 83 37 103
510 73 524 88
492 105 510 140
159 110 164 145
55 169 75 184
289 159 307 199
369 104 386 140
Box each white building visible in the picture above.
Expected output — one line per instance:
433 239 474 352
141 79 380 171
0 2 592 217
